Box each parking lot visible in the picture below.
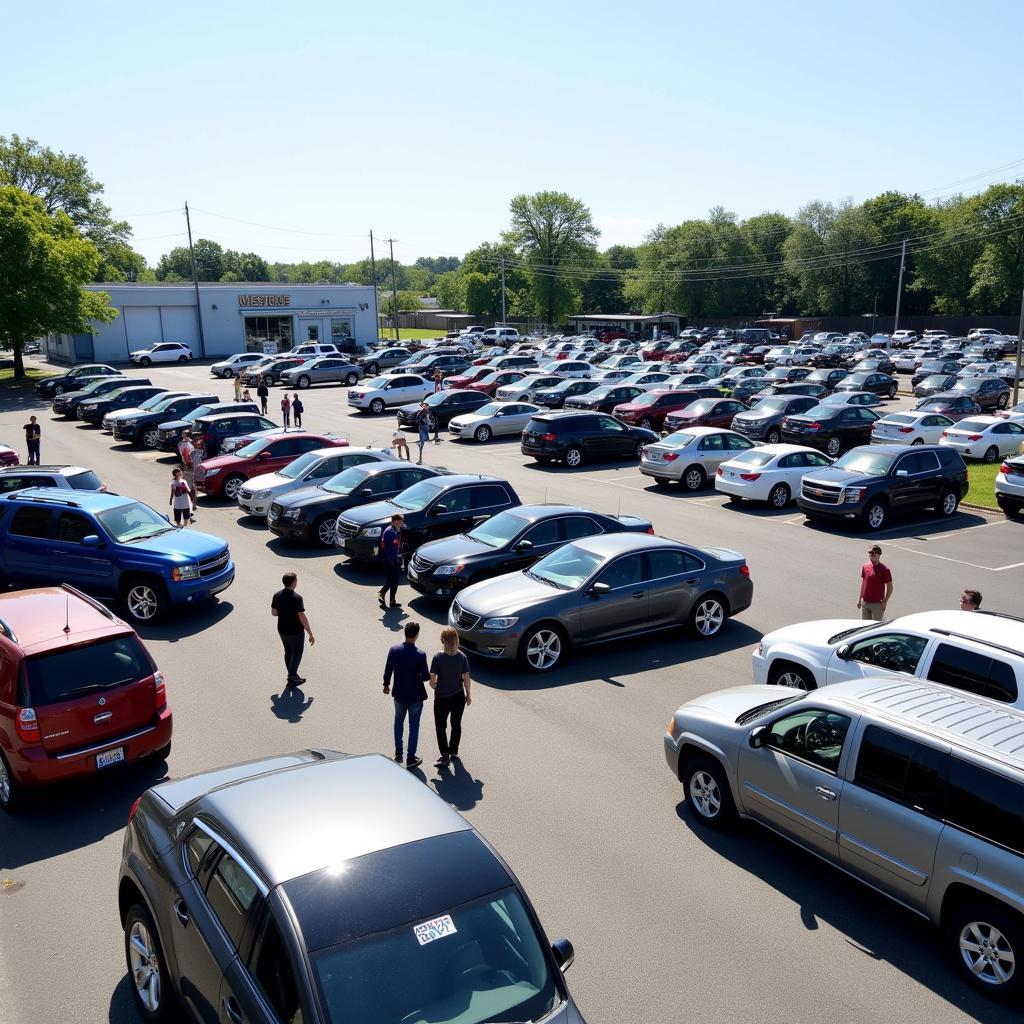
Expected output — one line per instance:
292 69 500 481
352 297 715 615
1 358 1022 1024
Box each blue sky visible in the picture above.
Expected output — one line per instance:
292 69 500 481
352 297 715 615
4 0 1022 267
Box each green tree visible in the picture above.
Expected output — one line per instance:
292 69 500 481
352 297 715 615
738 213 793 313
0 186 117 377
433 270 465 310
969 182 1024 313
911 195 983 314
861 192 936 315
155 238 225 282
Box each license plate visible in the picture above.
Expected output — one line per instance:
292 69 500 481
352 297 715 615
96 747 124 770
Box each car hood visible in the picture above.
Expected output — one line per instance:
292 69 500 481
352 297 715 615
682 684 792 720
128 527 228 561
106 406 149 420
157 417 190 431
416 533 495 564
449 412 488 426
338 499 401 527
801 467 877 485
129 350 156 357
245 471 292 491
457 571 564 616
198 454 247 472
762 618 863 652
275 484 342 510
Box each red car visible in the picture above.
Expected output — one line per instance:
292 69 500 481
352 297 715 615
663 397 748 433
0 445 19 467
195 432 349 501
466 370 527 396
445 365 495 390
613 388 720 430
913 395 984 423
0 585 172 811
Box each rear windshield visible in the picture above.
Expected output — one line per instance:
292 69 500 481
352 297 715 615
883 414 915 425
67 470 103 490
955 419 991 432
25 635 152 705
727 450 775 467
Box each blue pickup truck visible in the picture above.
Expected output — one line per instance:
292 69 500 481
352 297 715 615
0 489 234 623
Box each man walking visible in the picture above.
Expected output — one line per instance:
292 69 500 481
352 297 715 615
377 512 403 609
292 393 303 427
178 430 196 488
271 571 315 687
415 403 431 464
256 376 269 415
858 544 893 621
280 393 291 427
23 416 41 465
383 620 430 769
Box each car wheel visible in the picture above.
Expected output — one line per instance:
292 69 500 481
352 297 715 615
690 593 727 638
0 750 24 813
141 428 161 449
946 900 1023 1000
997 392 1009 410
519 624 565 672
297 375 311 389
984 445 1000 463
370 398 385 414
124 903 176 1022
264 375 276 387
153 741 171 762
825 436 842 457
367 362 379 375
767 482 790 508
639 416 654 430
474 425 492 443
682 465 705 491
139 357 151 367
683 755 736 830
888 385 897 399
54 384 65 395
938 489 960 518
863 499 887 531
223 474 245 502
120 577 168 624
345 372 358 386
564 447 583 468
177 355 187 363
314 515 337 548
765 428 781 444
769 662 816 690
911 437 924 445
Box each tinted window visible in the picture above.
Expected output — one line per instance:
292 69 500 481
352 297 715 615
646 549 703 579
25 635 150 705
206 852 260 948
596 553 644 589
185 828 215 877
927 643 1018 703
946 758 1024 856
470 484 510 509
766 709 852 773
561 516 602 540
9 507 51 538
854 726 914 800
57 512 95 544
521 519 561 547
250 913 304 1024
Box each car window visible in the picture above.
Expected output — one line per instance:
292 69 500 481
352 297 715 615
205 851 260 948
9 506 51 538
926 642 1019 703
946 758 1024 856
853 726 946 817
645 549 703 579
249 912 305 1024
558 516 601 541
596 553 644 589
470 484 511 510
57 512 95 544
765 709 852 773
598 416 625 433
725 434 753 450
185 828 215 877
521 519 561 547
848 632 927 674
698 434 725 451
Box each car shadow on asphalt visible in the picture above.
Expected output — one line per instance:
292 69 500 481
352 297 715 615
675 805 1019 1023
107 974 138 1023
0 758 169 870
266 538 338 560
470 620 763 692
799 509 990 541
133 599 234 642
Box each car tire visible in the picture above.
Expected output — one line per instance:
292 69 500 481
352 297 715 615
345 372 358 386
223 474 245 502
769 661 816 690
533 457 552 465
140 428 161 449
863 499 888 531
689 593 727 638
639 416 654 430
139 357 151 367
264 375 276 387
124 903 177 1023
153 741 172 762
765 428 781 444
120 577 168 624
0 750 25 813
314 515 337 548
682 755 736 830
945 899 1023 1001
984 446 1000 463
938 489 960 518
653 477 671 488
888 385 897 399
767 482 790 508
911 437 924 445
54 385 65 395
366 362 379 375
997 392 1009 410
474 425 492 443
825 436 842 457
370 398 385 415
518 623 566 672
682 465 705 491
564 447 584 468
297 375 311 389
999 499 1022 518
177 355 187 363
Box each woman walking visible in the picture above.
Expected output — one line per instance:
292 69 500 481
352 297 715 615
416 403 431 464
281 393 291 427
429 626 471 768
168 468 196 527
256 376 269 415
233 374 243 401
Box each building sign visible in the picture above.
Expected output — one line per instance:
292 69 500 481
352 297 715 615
238 294 291 308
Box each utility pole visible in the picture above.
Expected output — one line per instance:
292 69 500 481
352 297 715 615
369 231 379 342
891 238 907 348
387 238 400 342
1014 279 1024 406
184 202 207 358
500 254 507 324
871 293 878 335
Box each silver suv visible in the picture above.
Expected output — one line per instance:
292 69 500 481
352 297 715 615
279 356 361 389
665 677 1024 1002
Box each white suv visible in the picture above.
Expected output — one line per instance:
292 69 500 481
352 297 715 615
128 342 192 365
481 327 521 346
752 609 1024 708
290 343 340 361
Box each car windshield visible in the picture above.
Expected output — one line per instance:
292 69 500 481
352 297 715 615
280 452 324 479
685 399 717 414
366 376 392 389
727 449 775 467
955 419 991 432
97 501 176 542
629 391 660 407
747 398 788 413
67 470 103 490
527 542 603 590
235 437 274 457
660 430 698 448
832 450 895 474
149 394 183 412
81 379 116 394
467 510 529 548
952 379 979 391
472 402 502 417
391 479 445 512
183 404 216 424
322 466 373 496
424 391 452 407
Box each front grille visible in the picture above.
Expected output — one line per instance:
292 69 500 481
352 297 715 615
801 481 843 505
268 503 283 522
198 551 230 577
452 602 480 630
410 553 433 573
239 489 253 501
336 519 358 540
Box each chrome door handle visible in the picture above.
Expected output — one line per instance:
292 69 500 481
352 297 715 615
815 785 837 801
631 591 644 599
173 899 189 926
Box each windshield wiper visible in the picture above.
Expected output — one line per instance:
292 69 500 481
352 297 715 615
63 678 132 697
524 569 560 588
125 527 175 542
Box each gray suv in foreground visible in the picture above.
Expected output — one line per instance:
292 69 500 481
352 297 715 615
665 677 1024 1002
119 750 584 1023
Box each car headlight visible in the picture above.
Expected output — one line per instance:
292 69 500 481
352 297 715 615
122 419 138 429
667 716 678 738
253 489 272 499
284 508 303 519
171 564 200 581
843 486 866 503
360 526 382 537
483 616 518 629
204 467 221 478
434 564 464 576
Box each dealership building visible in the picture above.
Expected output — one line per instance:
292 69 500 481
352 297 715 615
45 282 378 364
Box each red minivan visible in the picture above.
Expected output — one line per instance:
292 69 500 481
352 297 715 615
0 585 172 812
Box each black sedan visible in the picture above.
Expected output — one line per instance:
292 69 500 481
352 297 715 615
268 462 441 546
911 358 964 388
534 378 603 409
35 363 120 398
804 368 849 392
913 373 959 399
408 504 654 598
851 356 896 375
51 375 133 416
780 402 881 456
563 383 644 413
759 365 813 385
77 385 167 424
808 345 855 368
521 411 658 468
395 389 491 430
449 533 753 672
833 371 899 399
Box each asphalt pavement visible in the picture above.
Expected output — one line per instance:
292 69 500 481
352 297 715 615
1 359 1022 1024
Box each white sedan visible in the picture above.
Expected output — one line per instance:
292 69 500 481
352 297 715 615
128 342 192 366
448 401 541 442
238 446 397 516
715 444 833 508
998 400 1024 424
940 416 1024 462
346 374 433 414
871 411 954 445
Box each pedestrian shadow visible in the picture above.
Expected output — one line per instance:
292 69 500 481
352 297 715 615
379 605 407 630
431 758 484 810
270 686 314 722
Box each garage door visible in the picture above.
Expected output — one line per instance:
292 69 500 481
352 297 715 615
161 305 201 348
123 307 162 349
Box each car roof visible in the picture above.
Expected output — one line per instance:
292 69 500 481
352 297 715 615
572 532 677 557
1 487 129 511
0 585 130 653
0 465 89 475
195 411 264 422
196 754 470 885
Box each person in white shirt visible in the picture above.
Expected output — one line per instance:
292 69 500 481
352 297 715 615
391 428 410 461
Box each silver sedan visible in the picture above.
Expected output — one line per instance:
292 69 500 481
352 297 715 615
448 401 541 442
640 427 756 491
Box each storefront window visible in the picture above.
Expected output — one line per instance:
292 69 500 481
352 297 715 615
244 316 293 353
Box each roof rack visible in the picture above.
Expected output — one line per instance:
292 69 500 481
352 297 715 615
60 584 118 623
929 628 1023 661
973 609 1024 626
7 494 81 509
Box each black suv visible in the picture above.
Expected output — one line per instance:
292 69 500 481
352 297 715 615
110 393 218 448
78 385 166 424
190 411 276 457
534 379 602 409
156 401 259 451
797 443 969 531
563 383 644 413
415 354 472 379
52 375 137 416
913 373 959 399
408 504 654 599
781 403 880 457
335 475 521 562
521 412 658 468
719 394 820 444
395 389 491 431
269 462 440 546
36 363 121 398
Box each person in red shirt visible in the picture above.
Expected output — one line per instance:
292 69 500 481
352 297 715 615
858 544 893 620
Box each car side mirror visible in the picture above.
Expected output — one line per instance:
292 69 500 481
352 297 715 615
81 534 103 548
514 538 533 551
588 581 611 597
749 725 768 749
836 644 852 660
551 938 575 973
359 487 374 496
430 504 447 516
257 450 272 460
896 469 908 477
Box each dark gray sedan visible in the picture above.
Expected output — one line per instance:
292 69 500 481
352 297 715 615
449 533 753 672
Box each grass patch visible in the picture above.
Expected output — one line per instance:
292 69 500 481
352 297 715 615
965 461 1001 509
375 328 452 342
0 366 56 390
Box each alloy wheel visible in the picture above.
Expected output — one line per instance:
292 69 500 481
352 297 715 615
128 920 162 1012
127 585 159 621
766 429 780 444
223 476 244 501
959 921 1015 987
475 426 491 443
688 770 722 819
683 467 704 491
866 502 886 530
942 491 958 516
826 437 841 456
0 756 10 805
984 446 999 463
565 448 583 468
693 597 725 636
768 483 790 508
775 669 811 690
143 429 160 449
298 376 311 389
525 629 562 670
316 518 336 547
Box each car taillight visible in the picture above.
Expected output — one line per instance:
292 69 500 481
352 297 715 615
663 453 679 462
807 422 822 431
15 707 40 743
716 466 724 476
941 430 949 437
898 426 914 433
1000 462 1011 473
740 472 761 481
740 565 750 577
968 434 982 441
129 796 142 822
154 671 166 710
541 433 556 442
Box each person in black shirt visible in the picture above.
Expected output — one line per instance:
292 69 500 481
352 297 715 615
383 620 430 769
256 376 269 415
23 416 41 465
271 571 315 687
429 626 472 768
